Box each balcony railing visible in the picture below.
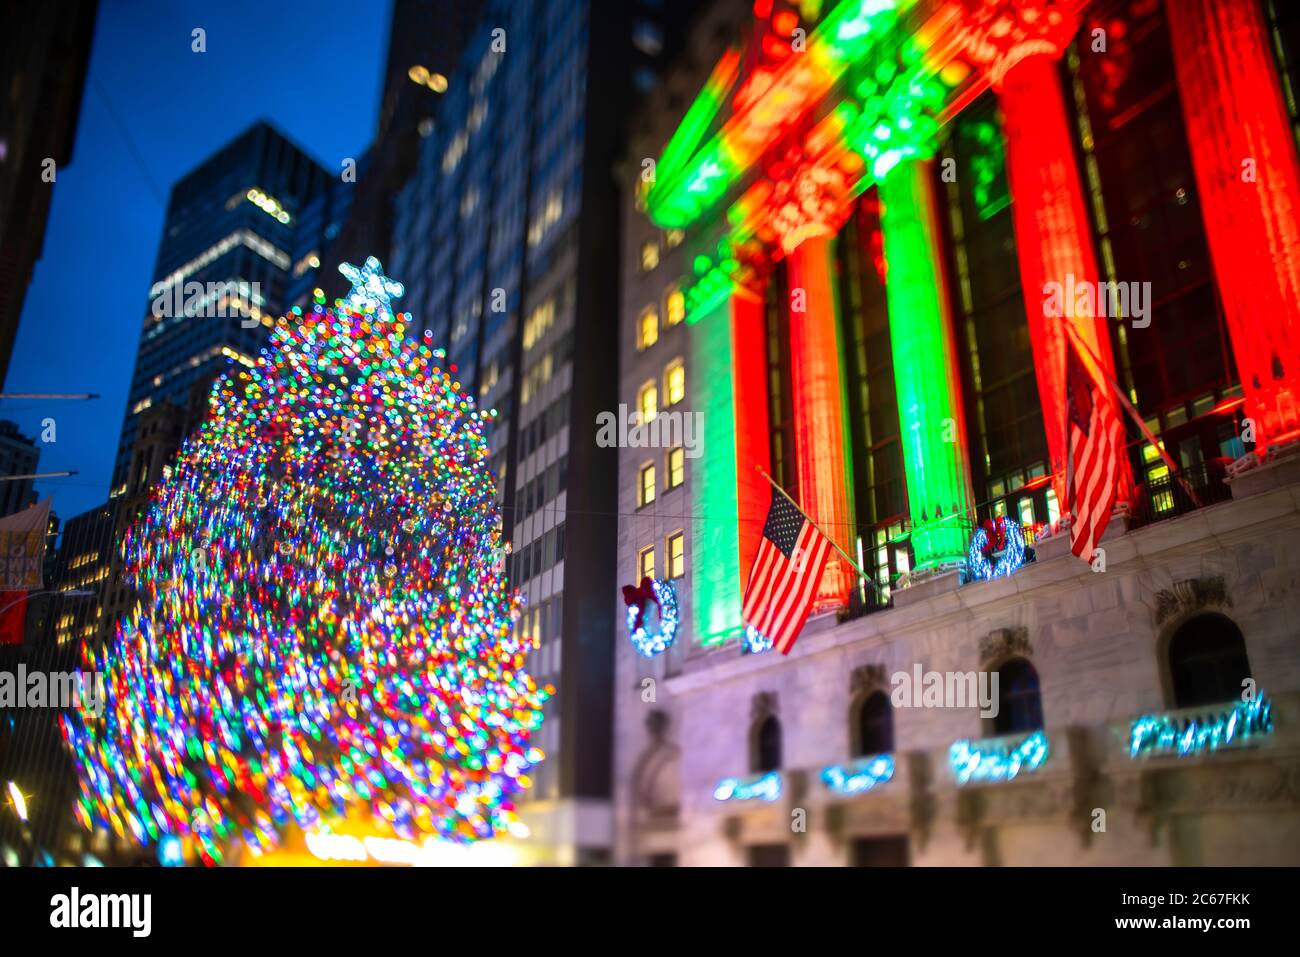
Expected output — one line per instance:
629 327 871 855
1128 459 1232 530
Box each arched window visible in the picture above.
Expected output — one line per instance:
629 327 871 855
854 691 894 756
1169 614 1251 709
753 715 782 773
994 657 1043 736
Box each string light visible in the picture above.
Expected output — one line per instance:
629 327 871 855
1129 694 1273 759
949 730 1049 785
62 259 550 864
713 771 782 802
625 578 680 658
821 754 894 795
967 516 1026 580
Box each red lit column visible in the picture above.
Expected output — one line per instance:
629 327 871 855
732 287 773 591
786 236 854 608
961 0 1133 509
1166 0 1300 450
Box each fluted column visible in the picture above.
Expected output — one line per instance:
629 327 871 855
878 160 977 569
785 236 855 607
1166 0 1300 451
960 0 1133 508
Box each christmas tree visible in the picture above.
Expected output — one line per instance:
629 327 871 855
62 259 548 864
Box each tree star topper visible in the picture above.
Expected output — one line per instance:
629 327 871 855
339 256 405 308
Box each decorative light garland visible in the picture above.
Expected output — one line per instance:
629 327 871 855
622 577 679 658
821 754 894 795
62 257 549 864
949 730 1049 785
713 771 783 802
967 515 1025 580
1129 693 1274 759
742 623 774 654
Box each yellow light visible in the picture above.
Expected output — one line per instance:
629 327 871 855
408 64 429 85
7 781 28 822
427 73 448 93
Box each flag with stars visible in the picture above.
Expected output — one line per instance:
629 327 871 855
1066 336 1123 562
742 485 833 655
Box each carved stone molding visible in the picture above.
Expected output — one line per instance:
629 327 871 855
850 663 888 696
752 691 779 722
979 626 1032 667
1154 576 1231 629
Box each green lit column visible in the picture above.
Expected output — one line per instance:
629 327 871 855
878 159 975 570
688 292 745 647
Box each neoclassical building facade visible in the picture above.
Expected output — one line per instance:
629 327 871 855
614 0 1300 865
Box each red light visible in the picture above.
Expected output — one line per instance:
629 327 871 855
1212 397 1245 416
753 0 773 18
772 10 799 35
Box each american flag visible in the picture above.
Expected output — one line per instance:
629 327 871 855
1066 336 1124 562
742 485 834 655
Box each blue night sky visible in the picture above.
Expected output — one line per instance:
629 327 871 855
3 0 389 527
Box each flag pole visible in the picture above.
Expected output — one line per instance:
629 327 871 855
754 465 872 580
1064 324 1202 508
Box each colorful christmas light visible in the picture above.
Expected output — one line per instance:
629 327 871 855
62 258 549 864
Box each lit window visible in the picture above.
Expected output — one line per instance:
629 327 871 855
639 382 658 421
665 287 685 326
1018 498 1035 528
639 546 656 582
638 306 659 350
665 361 685 406
667 531 684 579
666 447 684 489
666 229 684 249
639 463 656 507
641 240 660 272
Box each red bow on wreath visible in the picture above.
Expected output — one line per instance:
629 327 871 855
621 576 659 632
981 516 1007 556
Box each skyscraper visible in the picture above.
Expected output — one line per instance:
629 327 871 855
389 0 694 865
110 121 331 490
0 1 99 385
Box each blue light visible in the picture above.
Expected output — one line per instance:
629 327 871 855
821 754 895 795
159 834 184 867
1129 693 1273 759
741 623 773 654
713 771 782 802
626 578 679 658
949 730 1049 784
967 516 1025 581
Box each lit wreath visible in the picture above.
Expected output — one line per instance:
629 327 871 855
967 515 1025 580
622 576 679 658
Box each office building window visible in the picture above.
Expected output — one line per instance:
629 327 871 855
666 530 684 579
639 381 658 421
638 546 656 582
1168 614 1252 709
666 447 684 489
639 463 656 507
993 657 1044 735
664 360 685 406
641 239 660 272
665 286 685 326
638 305 659 350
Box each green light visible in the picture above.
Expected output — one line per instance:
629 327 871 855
878 160 974 569
690 295 744 646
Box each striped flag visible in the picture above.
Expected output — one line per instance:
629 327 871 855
742 486 834 654
1066 337 1124 562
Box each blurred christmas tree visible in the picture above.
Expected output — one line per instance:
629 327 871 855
63 258 547 864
